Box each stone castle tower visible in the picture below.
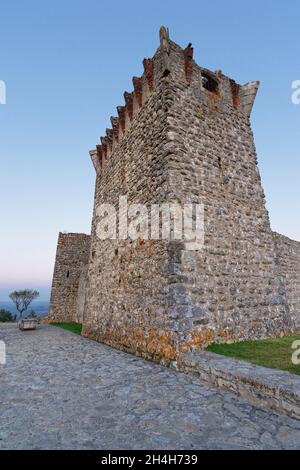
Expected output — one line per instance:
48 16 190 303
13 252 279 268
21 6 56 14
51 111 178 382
49 27 300 365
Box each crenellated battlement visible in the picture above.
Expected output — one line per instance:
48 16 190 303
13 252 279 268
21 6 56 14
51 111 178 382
89 55 155 174
89 26 260 176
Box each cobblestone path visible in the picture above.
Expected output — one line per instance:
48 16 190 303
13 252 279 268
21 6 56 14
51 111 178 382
1 324 300 450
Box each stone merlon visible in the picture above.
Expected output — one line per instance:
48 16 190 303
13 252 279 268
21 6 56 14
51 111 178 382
89 26 260 175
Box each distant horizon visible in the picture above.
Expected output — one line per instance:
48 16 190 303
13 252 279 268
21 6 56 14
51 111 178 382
0 298 49 317
0 286 51 303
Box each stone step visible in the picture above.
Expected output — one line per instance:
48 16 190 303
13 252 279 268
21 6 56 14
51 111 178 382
178 351 300 420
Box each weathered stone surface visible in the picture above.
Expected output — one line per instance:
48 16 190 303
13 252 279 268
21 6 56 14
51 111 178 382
273 233 300 331
179 351 300 420
1 324 300 450
48 233 90 323
49 28 300 363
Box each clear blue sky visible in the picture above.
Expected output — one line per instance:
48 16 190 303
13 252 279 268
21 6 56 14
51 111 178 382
0 0 299 300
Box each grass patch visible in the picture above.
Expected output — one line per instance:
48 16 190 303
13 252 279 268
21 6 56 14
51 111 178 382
206 335 300 376
50 322 82 335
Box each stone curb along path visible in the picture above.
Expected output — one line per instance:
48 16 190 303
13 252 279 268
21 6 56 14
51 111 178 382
178 351 300 420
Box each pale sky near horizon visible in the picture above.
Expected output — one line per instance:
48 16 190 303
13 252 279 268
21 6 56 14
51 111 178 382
0 0 299 301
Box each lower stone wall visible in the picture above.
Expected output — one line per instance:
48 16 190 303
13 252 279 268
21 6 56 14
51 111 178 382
273 232 300 331
82 238 177 366
179 351 300 420
48 233 91 324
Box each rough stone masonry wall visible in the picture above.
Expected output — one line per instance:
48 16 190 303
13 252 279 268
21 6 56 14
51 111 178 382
163 40 297 349
49 233 91 323
273 232 300 331
81 28 299 364
82 42 179 364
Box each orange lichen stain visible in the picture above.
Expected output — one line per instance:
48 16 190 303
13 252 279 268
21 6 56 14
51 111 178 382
251 322 257 330
281 330 294 338
216 328 237 343
83 323 177 365
147 329 157 354
219 328 227 338
84 320 245 359
180 329 215 353
155 330 177 361
147 240 153 257
179 327 242 353
206 90 219 112
137 237 145 250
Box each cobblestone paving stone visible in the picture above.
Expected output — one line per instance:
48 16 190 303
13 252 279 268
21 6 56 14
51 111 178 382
1 324 300 450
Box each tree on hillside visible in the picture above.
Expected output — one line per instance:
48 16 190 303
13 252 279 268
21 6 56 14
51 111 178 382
9 289 39 319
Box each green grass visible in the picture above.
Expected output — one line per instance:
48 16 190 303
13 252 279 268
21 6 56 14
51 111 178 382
206 335 300 376
50 322 82 335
